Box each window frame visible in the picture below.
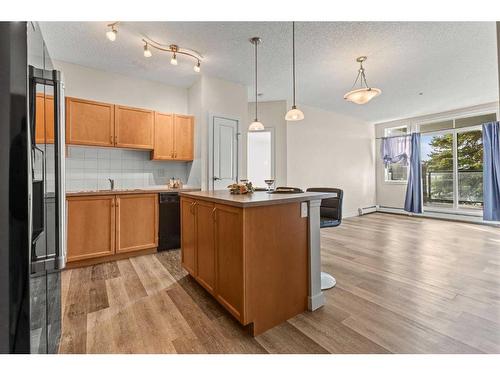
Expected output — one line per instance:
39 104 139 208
383 125 409 184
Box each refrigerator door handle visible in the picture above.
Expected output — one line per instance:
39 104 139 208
55 73 66 270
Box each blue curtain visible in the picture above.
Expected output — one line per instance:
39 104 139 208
404 133 422 213
482 121 500 221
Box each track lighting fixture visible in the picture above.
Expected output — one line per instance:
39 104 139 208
106 22 118 42
194 60 201 73
143 42 152 58
170 53 178 65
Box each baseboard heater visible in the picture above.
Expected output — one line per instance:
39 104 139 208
357 205 377 216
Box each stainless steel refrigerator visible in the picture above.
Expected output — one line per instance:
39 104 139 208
0 21 66 354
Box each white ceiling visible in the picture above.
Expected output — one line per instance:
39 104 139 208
39 21 499 123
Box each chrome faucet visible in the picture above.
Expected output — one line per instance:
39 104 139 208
108 178 115 191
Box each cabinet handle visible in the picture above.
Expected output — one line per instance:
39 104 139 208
110 135 113 144
212 207 217 222
174 152 177 158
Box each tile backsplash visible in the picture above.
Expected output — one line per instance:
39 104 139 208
61 145 189 191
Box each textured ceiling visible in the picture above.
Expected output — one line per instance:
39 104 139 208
39 21 499 123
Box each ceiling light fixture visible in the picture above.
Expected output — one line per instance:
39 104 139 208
141 40 203 70
106 22 118 42
170 53 178 65
344 56 382 105
285 22 304 122
143 42 152 58
194 60 201 73
249 37 264 132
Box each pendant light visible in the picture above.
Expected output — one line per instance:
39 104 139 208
249 37 264 131
344 56 382 104
106 22 118 42
285 22 304 121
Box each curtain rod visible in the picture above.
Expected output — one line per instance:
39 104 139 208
375 129 460 140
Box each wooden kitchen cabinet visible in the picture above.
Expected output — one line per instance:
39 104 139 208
115 105 154 150
66 97 115 147
151 112 174 160
35 93 54 144
181 197 197 275
173 114 194 161
66 195 116 262
116 194 158 254
195 200 216 294
214 204 244 320
67 193 159 267
180 197 244 322
152 113 194 161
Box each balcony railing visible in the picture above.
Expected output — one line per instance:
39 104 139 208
423 170 483 207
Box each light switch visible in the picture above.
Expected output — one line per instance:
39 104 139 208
301 202 308 218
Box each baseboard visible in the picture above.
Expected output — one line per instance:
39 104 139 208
376 206 500 226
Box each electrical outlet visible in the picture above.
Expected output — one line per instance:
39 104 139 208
301 202 308 218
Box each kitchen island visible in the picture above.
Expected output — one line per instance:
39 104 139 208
179 190 334 336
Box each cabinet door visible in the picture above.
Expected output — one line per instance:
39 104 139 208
173 115 194 161
195 200 216 294
116 194 158 254
214 204 244 321
180 197 196 275
66 196 115 262
66 97 115 147
35 94 54 144
115 105 154 149
151 112 174 160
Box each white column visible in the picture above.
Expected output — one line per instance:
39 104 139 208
307 198 325 310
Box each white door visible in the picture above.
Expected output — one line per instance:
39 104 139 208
212 116 238 190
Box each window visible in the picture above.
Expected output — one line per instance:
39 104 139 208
247 130 273 188
384 126 408 182
420 112 495 212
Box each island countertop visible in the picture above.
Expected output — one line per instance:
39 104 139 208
179 189 335 208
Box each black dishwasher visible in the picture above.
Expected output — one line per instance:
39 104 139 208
158 192 181 251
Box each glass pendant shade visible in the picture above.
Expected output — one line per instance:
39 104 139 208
249 120 265 131
285 106 305 121
106 29 117 41
343 87 381 104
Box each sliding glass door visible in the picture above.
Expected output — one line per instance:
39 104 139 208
421 126 483 212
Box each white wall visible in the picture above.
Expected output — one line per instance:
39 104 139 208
53 60 194 190
187 76 248 190
375 102 499 209
245 101 287 187
54 60 188 113
287 104 376 218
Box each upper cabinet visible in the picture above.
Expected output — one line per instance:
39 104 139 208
35 93 55 144
151 112 174 160
66 97 115 147
115 105 154 149
173 114 194 161
65 96 194 158
152 113 194 161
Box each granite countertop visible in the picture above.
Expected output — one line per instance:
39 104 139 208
66 186 201 197
179 190 335 208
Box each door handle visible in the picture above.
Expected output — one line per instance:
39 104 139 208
213 176 221 181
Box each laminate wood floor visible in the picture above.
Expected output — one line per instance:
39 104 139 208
59 213 500 354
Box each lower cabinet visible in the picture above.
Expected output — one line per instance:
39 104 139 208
195 200 216 294
116 194 158 254
213 204 244 320
180 197 244 322
180 197 197 275
67 193 158 265
66 195 116 262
